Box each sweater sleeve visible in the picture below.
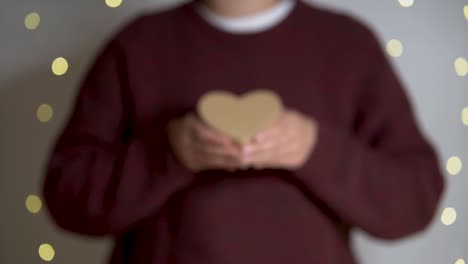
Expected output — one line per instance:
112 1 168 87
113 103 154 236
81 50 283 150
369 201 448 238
42 38 194 237
292 23 445 240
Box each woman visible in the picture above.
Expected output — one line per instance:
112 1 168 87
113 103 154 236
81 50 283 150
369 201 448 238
42 0 445 263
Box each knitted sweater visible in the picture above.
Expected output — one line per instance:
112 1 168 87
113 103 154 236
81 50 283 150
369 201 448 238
42 1 445 263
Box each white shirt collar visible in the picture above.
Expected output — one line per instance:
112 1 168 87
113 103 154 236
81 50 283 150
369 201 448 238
195 0 296 34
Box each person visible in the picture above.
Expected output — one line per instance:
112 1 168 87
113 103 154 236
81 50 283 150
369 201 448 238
42 0 446 263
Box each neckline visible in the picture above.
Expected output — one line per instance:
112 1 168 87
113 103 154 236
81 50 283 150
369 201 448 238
194 0 295 34
182 0 302 43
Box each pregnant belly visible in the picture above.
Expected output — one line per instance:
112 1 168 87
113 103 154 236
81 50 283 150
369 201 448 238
168 170 347 264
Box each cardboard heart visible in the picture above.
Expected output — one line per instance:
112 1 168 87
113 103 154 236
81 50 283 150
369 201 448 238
197 89 283 145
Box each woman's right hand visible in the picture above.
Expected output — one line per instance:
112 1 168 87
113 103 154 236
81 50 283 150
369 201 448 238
166 113 243 173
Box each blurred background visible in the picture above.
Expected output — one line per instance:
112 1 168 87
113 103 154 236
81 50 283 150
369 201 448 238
0 0 467 263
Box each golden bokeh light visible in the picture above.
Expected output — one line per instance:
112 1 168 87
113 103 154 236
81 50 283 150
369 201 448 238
441 207 457 226
455 259 466 264
462 107 468 126
447 156 463 175
51 57 69 76
399 0 414 8
38 244 55 261
464 5 468 21
105 0 123 8
454 57 468 77
37 104 54 123
25 12 40 30
386 39 404 57
25 195 42 214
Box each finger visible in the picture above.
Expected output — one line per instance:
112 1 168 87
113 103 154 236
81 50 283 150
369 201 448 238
195 133 242 161
243 134 295 169
241 141 276 169
245 124 289 156
252 124 283 145
248 148 296 170
195 140 242 160
273 139 310 169
272 148 301 169
201 152 243 171
245 150 273 169
191 118 233 147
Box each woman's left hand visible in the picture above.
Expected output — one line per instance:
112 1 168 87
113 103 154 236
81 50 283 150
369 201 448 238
241 109 319 170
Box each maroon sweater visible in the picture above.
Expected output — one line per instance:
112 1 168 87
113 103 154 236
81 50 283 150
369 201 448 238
42 1 445 263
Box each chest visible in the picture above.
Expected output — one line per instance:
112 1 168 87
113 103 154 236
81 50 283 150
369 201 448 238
129 40 360 132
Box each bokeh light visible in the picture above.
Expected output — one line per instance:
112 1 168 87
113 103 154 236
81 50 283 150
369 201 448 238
51 57 69 76
455 258 466 264
447 156 463 175
25 195 42 214
37 104 54 123
38 244 55 261
25 12 40 30
454 57 468 77
462 107 468 126
441 207 457 226
386 39 404 57
105 0 123 8
399 0 414 8
464 5 468 21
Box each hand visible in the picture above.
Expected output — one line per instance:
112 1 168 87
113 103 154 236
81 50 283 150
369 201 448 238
241 109 319 170
166 112 243 173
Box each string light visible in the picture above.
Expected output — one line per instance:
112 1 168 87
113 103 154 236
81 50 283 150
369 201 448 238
454 57 468 77
441 207 457 226
464 5 468 21
386 39 404 57
462 107 468 126
105 0 123 8
51 57 69 76
37 104 54 123
38 243 55 261
447 156 463 175
25 195 42 214
399 0 414 8
25 12 40 30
